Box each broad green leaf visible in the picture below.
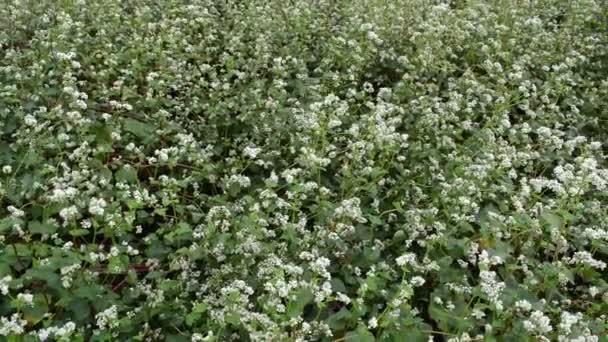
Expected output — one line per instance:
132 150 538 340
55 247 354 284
287 288 313 318
22 294 49 325
124 118 156 141
108 255 130 274
541 210 563 230
69 229 89 237
28 221 58 235
115 166 138 183
345 325 375 342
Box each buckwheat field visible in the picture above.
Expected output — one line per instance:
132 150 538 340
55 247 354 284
1 0 607 341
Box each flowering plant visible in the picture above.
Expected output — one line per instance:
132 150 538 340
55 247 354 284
0 0 607 341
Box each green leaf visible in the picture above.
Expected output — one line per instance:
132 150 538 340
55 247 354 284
74 284 105 300
166 335 189 342
3 114 17 134
191 211 204 223
91 124 113 144
99 166 113 181
186 303 208 326
8 335 23 342
368 215 382 226
69 229 89 237
115 166 138 183
175 222 192 235
185 312 199 327
68 297 91 323
287 288 313 318
22 294 49 325
225 312 240 326
345 325 375 342
28 221 58 235
489 240 513 261
327 308 352 331
124 118 155 140
146 239 169 258
331 277 347 293
108 255 129 274
364 275 383 292
541 210 563 230
384 328 429 342
23 267 63 292
0 217 21 233
428 290 472 332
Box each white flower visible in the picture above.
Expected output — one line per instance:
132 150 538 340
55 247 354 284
589 286 600 297
226 174 251 188
558 311 582 335
243 146 261 159
268 171 279 185
471 308 485 320
568 251 606 270
192 331 214 342
334 197 367 223
24 114 37 126
33 320 76 342
75 99 87 110
479 271 505 309
0 313 27 336
88 197 107 216
67 111 82 122
368 317 378 329
38 328 52 341
310 257 331 279
523 311 552 335
410 276 426 287
515 299 532 312
17 293 34 306
0 275 12 295
59 206 79 222
336 292 351 304
396 253 416 267
95 305 119 330
55 321 76 338
7 206 25 218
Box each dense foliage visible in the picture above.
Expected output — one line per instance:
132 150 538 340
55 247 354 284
1 0 607 341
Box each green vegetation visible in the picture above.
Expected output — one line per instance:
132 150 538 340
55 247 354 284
0 0 607 340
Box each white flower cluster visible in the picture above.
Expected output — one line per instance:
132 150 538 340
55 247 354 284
60 263 81 288
95 305 119 330
334 197 367 223
523 311 553 335
478 271 505 311
0 314 27 336
0 0 606 340
16 293 34 307
88 197 107 216
0 276 11 295
37 322 76 341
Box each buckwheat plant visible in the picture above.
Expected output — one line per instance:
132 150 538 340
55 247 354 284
0 0 607 341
